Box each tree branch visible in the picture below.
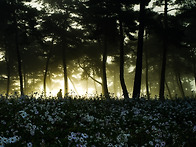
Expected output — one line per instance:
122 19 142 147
78 63 102 85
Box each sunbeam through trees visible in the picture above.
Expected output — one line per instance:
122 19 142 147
0 0 196 146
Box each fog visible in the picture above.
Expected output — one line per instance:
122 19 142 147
0 0 195 99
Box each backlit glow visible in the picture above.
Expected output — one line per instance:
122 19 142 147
39 78 97 97
0 52 4 61
25 0 43 10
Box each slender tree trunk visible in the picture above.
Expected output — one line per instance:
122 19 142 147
43 39 54 96
145 53 150 100
14 1 24 96
47 71 51 90
159 0 168 100
5 54 10 98
62 46 68 97
26 74 28 94
2 37 10 98
132 0 145 98
165 81 172 99
119 19 129 99
15 31 24 96
4 39 11 98
23 65 29 94
113 70 117 96
144 31 150 100
176 72 185 98
24 72 27 94
102 35 109 98
149 82 151 96
43 55 50 96
79 63 102 85
14 20 24 96
172 75 176 96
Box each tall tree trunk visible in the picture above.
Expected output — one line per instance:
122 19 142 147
165 81 172 99
159 0 168 100
4 38 11 98
23 65 29 95
15 30 24 96
144 31 150 100
14 1 24 96
119 19 129 99
62 46 68 97
5 54 10 98
43 40 54 96
113 69 117 96
176 72 185 98
132 0 145 98
47 71 51 90
43 55 50 96
145 52 150 100
172 75 176 96
24 72 27 94
149 82 151 96
102 35 109 98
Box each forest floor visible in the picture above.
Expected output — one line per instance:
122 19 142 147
0 95 196 147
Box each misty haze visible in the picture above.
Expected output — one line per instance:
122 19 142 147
0 0 195 146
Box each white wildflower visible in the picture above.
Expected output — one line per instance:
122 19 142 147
193 125 196 132
149 141 153 146
1 137 7 144
68 136 72 141
79 137 84 143
81 133 88 139
161 141 166 146
0 140 4 147
27 142 33 147
18 110 28 118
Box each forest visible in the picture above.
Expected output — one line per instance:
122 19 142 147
0 0 196 146
0 0 196 99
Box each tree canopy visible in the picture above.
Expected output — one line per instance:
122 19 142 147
0 0 195 99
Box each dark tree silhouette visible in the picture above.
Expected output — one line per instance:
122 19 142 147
0 0 39 96
77 0 119 98
13 1 24 96
0 0 195 98
132 0 149 98
62 42 68 96
43 40 54 96
144 32 150 100
159 0 168 100
176 4 196 90
119 19 129 99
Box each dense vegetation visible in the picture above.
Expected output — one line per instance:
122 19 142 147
0 95 196 146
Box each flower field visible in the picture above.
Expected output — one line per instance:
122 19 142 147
0 95 196 147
